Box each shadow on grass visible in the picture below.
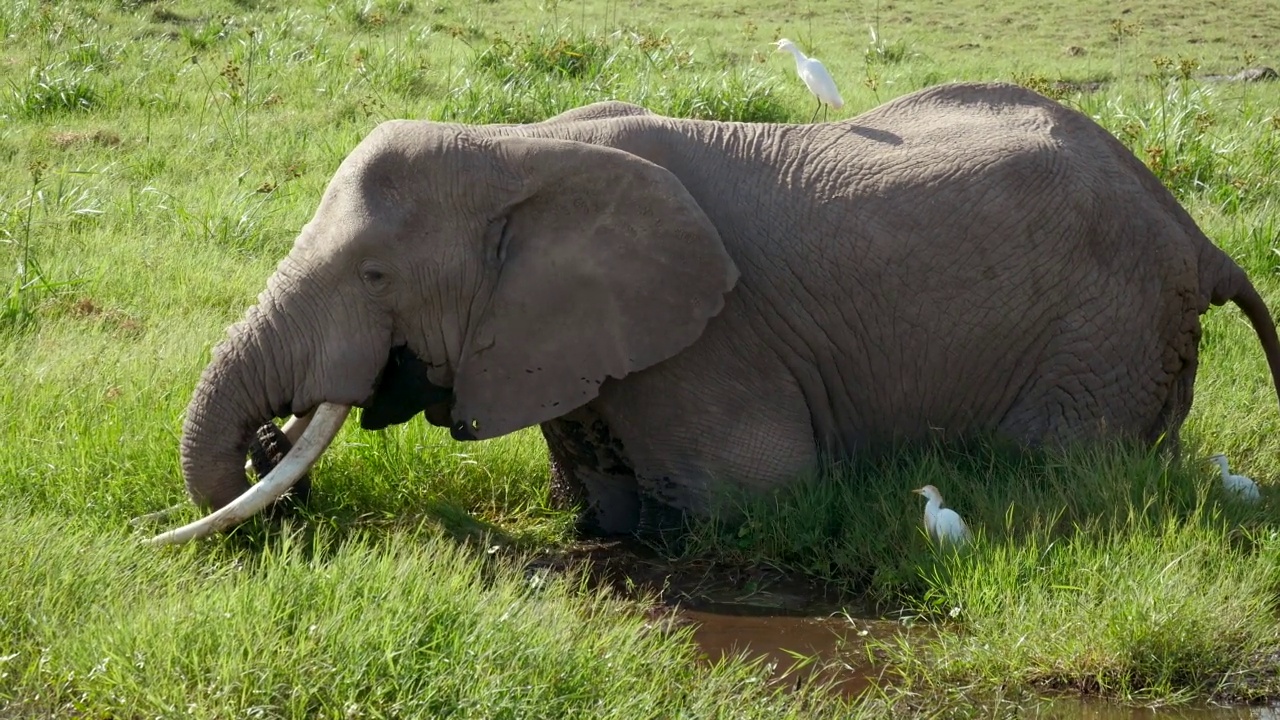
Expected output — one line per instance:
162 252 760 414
146 430 1280 616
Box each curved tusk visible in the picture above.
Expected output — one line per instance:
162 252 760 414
280 411 314 444
243 411 315 473
145 403 351 547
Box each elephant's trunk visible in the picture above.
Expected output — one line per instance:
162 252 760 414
150 402 349 546
179 301 301 510
148 259 381 545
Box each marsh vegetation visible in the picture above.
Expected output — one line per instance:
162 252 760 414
2 0 1280 716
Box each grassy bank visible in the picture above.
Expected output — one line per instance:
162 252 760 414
3 0 1280 716
687 441 1280 706
2 507 860 717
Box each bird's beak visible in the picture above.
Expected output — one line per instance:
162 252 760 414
911 488 924 495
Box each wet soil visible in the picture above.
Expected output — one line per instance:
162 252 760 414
526 539 930 697
526 539 1280 717
1029 698 1280 718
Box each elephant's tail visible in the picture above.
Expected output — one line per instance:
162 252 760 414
1217 264 1280 416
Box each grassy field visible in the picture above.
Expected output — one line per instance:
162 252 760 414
3 0 1280 716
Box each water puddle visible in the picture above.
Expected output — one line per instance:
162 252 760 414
674 606 901 697
529 539 921 696
530 540 1280 717
673 606 1280 717
1028 698 1280 718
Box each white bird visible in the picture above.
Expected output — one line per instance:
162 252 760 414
912 484 972 545
1208 453 1261 502
774 38 844 123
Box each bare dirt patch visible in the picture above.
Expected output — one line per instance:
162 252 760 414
49 130 122 149
66 297 144 336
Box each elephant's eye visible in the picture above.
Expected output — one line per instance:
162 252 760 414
359 262 391 291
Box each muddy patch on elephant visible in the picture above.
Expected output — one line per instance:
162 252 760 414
523 539 920 697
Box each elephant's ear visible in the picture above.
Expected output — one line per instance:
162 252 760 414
451 136 739 440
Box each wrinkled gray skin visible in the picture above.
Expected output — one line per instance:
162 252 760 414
181 82 1280 537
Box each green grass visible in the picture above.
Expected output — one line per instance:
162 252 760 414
686 441 1280 705
2 0 1280 716
1 508 854 718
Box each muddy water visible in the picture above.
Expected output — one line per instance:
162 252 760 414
678 607 905 697
1027 699 1280 718
676 606 1280 717
534 541 1280 717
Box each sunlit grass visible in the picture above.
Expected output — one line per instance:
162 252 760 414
888 518 1280 704
0 509 857 718
2 0 1279 715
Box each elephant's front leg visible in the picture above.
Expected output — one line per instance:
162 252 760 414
594 334 820 535
539 407 641 536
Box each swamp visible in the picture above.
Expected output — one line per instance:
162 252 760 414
2 0 1280 716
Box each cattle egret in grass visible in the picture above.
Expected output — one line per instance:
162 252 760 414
912 484 972 545
1209 453 1261 502
774 38 844 123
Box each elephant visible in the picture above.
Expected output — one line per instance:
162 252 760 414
146 81 1280 546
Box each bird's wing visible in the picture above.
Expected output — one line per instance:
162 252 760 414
800 60 844 105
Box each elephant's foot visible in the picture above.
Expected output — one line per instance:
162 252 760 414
634 488 689 551
247 421 312 515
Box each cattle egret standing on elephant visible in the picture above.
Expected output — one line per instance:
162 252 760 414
775 38 844 123
1208 453 1261 502
913 484 972 545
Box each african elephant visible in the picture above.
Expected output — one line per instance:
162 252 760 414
148 82 1280 545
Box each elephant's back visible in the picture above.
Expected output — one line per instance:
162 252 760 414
686 83 1205 448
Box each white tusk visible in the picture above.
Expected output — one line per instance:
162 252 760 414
243 411 315 473
145 403 351 546
280 411 314 443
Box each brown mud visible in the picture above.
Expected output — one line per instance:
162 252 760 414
526 539 932 698
525 539 1280 718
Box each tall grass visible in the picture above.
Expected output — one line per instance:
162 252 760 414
2 0 1280 715
684 439 1272 601
6 61 99 118
435 26 790 123
1080 73 1280 212
883 518 1280 704
0 509 855 718
1 161 83 330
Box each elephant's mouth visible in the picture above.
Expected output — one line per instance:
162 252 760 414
359 345 477 440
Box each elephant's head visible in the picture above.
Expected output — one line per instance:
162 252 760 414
154 119 739 543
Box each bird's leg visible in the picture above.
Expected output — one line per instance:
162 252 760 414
822 105 829 123
810 98 821 123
